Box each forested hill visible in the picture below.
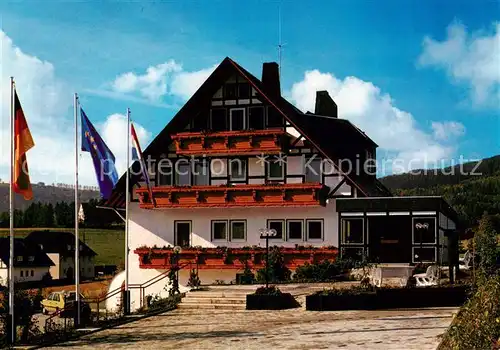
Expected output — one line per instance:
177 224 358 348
380 155 500 226
380 155 500 190
0 183 99 212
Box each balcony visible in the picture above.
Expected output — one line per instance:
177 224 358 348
171 129 286 156
134 246 338 270
136 183 329 209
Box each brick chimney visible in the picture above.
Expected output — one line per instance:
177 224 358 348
314 91 338 118
261 62 280 96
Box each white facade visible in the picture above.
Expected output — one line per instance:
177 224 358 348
0 265 50 284
46 253 95 280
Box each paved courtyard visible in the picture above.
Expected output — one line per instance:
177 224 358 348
46 307 456 349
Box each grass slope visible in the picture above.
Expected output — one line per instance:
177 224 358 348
0 228 124 266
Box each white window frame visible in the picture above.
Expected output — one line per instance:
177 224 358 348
268 157 285 181
304 156 322 183
230 220 247 242
267 219 285 241
17 256 23 262
412 246 437 263
229 159 247 182
340 217 364 245
412 217 437 245
229 108 246 131
287 219 304 241
306 219 324 241
211 220 228 242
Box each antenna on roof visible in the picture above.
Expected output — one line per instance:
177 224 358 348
277 4 286 92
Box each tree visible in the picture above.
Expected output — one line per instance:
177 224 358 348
474 214 499 280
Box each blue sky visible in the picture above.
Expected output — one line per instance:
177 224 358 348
0 0 498 185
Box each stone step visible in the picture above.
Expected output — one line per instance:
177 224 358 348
182 297 246 304
185 292 250 298
177 302 246 310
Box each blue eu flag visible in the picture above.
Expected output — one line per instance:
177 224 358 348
81 108 119 199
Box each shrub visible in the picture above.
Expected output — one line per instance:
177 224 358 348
293 260 342 282
474 214 500 281
438 274 500 350
186 269 201 289
254 286 282 296
256 247 291 283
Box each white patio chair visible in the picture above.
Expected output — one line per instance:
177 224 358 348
459 250 472 270
414 265 439 287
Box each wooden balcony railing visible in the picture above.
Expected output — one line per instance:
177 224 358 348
170 129 285 156
136 183 329 209
134 246 338 270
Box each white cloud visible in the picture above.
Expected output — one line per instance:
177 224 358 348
99 113 151 175
110 61 216 103
418 21 500 106
431 121 465 141
0 31 151 187
288 70 465 173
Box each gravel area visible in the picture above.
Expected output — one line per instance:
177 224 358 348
45 307 456 349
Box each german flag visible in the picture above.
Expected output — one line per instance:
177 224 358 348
13 90 34 200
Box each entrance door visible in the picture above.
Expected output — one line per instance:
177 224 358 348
175 221 191 247
368 216 411 263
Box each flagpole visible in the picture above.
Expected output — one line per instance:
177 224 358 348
74 93 81 327
124 107 130 315
9 77 15 344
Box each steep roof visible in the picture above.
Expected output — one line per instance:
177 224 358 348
0 238 55 268
103 57 391 207
24 230 97 257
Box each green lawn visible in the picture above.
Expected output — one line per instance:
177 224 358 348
0 227 124 266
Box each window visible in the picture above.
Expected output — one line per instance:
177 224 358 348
248 106 265 130
158 160 173 186
267 220 285 240
30 270 34 277
175 160 191 186
229 159 247 182
17 256 23 262
305 156 321 182
307 219 324 240
341 218 364 244
268 156 285 181
341 247 365 260
238 83 250 98
212 221 227 241
193 162 209 186
230 108 245 131
28 256 34 262
413 247 436 263
211 108 227 131
230 220 246 241
267 107 283 127
224 83 238 99
54 294 60 302
67 245 71 251
287 220 303 240
48 293 54 301
413 217 436 244
20 270 23 277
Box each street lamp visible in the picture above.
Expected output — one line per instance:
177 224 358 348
259 228 278 289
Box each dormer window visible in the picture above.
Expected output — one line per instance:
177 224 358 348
230 108 245 131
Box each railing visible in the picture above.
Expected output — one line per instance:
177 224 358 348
43 262 194 333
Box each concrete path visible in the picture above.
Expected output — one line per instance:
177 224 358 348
45 307 456 349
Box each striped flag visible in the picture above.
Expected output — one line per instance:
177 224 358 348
131 123 154 204
13 90 34 200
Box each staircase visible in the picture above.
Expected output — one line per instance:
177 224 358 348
178 287 248 310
